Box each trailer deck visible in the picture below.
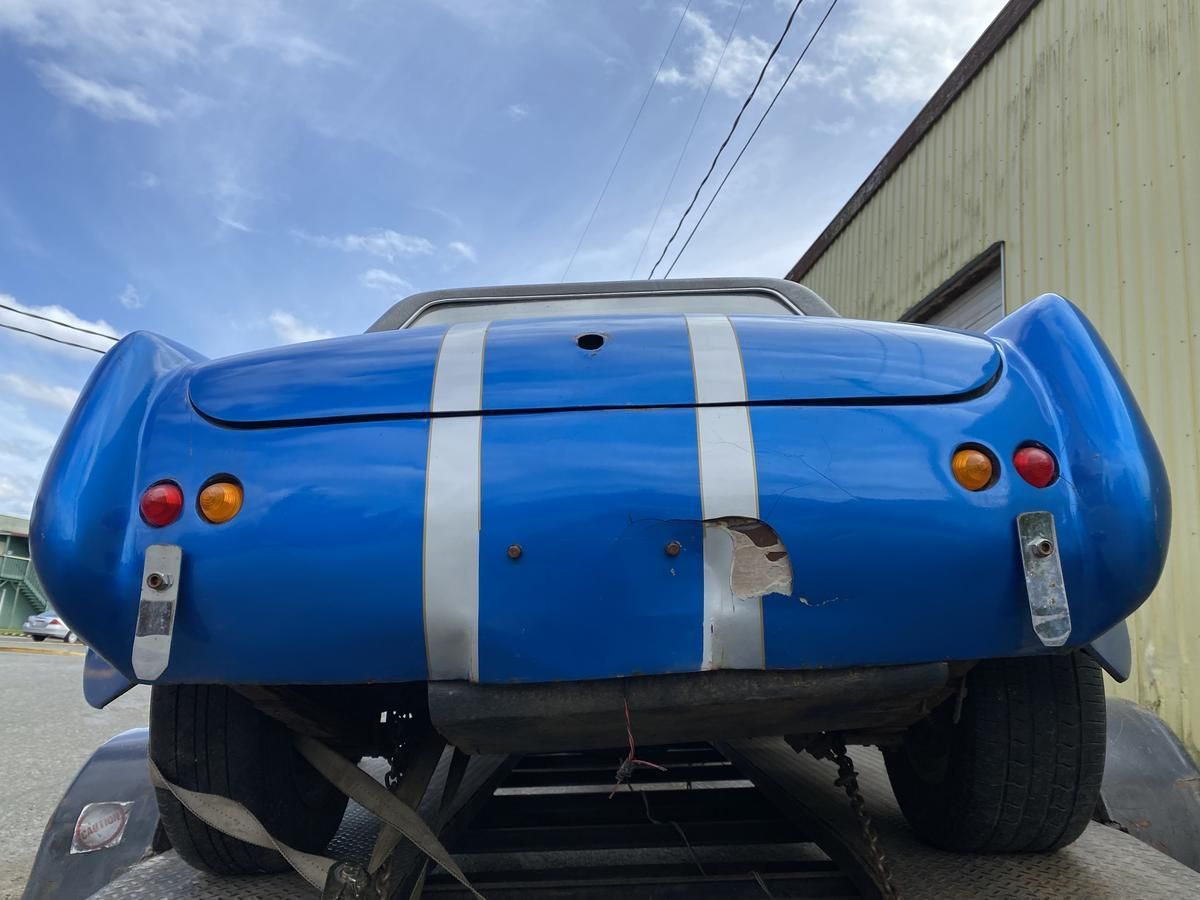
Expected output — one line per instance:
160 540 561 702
87 738 1200 900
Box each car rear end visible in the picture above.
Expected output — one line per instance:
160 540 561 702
29 278 1171 873
22 610 70 641
29 281 1168 690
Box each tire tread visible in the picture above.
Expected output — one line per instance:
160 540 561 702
884 652 1106 853
150 684 348 875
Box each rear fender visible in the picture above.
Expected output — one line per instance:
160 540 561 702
988 295 1171 626
30 332 206 652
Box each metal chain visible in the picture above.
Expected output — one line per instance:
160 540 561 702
815 735 899 900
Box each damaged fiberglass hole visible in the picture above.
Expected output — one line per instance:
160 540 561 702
705 517 793 600
576 332 605 351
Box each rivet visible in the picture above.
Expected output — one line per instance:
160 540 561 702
146 572 172 591
507 544 523 560
665 540 682 557
1031 538 1054 558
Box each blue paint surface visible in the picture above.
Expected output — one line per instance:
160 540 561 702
478 408 704 681
189 312 1000 426
481 317 697 410
31 295 1170 685
189 326 446 424
734 315 1000 399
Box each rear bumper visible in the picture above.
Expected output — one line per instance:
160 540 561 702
430 664 953 753
23 623 68 639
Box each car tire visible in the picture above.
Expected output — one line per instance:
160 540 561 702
31 635 45 642
884 651 1105 853
149 684 349 875
64 632 77 643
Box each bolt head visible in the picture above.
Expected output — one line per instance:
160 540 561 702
665 540 682 557
1031 538 1054 558
506 544 523 560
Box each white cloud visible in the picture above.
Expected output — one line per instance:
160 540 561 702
265 32 345 67
36 63 166 124
657 10 789 99
295 229 435 262
834 0 1005 105
216 215 253 233
118 283 143 309
0 0 339 69
505 102 529 121
448 241 477 263
0 398 63 518
0 293 120 355
812 116 854 136
659 1 1001 109
360 269 413 292
0 373 79 413
268 310 335 344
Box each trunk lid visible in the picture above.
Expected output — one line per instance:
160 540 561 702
188 315 1001 425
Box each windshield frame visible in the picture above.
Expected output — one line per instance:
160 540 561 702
366 277 836 332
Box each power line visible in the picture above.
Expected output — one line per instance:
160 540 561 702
630 0 748 279
560 0 695 282
648 0 806 278
663 0 841 278
0 320 107 354
0 299 118 342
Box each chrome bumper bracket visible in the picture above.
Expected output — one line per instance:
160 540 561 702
132 544 182 681
1017 511 1071 647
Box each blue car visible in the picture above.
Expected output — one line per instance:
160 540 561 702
31 278 1169 872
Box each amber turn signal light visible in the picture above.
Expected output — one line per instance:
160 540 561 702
951 447 995 491
198 480 243 524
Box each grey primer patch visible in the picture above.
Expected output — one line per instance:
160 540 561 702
706 517 793 601
702 517 794 669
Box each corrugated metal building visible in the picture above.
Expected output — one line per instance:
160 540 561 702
0 513 50 631
786 0 1198 756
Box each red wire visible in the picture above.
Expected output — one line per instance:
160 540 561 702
610 699 667 798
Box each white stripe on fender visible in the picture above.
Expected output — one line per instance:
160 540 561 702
685 315 764 670
423 322 489 681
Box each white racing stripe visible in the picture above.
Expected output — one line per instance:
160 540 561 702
423 322 489 681
685 315 764 670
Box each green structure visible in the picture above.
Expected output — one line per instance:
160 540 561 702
0 514 49 631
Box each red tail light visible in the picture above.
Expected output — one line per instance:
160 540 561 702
140 481 184 526
1013 445 1057 488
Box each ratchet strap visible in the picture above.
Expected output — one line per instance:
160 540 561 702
149 734 484 899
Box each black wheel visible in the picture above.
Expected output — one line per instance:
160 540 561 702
150 684 349 875
31 635 45 642
884 651 1106 853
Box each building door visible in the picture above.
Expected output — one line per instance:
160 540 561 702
909 245 1005 333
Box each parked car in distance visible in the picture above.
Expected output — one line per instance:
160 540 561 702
23 610 78 643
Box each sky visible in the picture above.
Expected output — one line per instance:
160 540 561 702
0 0 1005 518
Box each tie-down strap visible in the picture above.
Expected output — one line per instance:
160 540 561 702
149 734 484 899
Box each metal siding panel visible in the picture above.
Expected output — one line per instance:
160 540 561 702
794 0 1200 757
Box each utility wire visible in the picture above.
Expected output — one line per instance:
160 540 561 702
561 0 695 282
630 0 748 279
0 319 107 354
648 0 806 278
0 299 118 342
663 0 841 277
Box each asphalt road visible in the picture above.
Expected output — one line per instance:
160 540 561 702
0 637 149 900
